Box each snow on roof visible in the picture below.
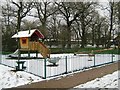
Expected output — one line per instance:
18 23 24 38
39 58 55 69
12 29 44 38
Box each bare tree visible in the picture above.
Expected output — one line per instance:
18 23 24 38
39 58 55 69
2 2 17 51
117 2 120 31
21 19 39 30
11 1 33 31
33 1 58 37
1 1 33 51
59 25 68 49
73 2 97 48
107 2 114 47
114 1 120 34
55 2 80 48
47 13 59 47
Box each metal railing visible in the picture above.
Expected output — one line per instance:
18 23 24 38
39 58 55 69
0 54 119 79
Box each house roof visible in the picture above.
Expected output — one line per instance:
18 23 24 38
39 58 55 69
12 29 44 38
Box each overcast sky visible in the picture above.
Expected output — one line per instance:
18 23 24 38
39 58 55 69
0 0 110 21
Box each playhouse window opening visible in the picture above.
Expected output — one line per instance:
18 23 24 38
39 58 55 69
22 38 27 44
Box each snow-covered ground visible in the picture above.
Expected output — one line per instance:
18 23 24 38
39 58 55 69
0 64 43 90
74 70 120 88
0 53 119 89
1 54 119 78
0 64 119 89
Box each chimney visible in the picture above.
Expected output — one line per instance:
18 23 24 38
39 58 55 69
29 27 30 34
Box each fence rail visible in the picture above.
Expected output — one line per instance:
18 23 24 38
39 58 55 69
0 54 119 79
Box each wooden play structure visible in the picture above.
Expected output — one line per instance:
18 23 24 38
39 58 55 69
11 29 50 58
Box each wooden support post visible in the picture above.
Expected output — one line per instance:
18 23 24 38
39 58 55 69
28 50 30 58
36 51 38 58
18 38 20 61
19 50 21 58
28 38 30 58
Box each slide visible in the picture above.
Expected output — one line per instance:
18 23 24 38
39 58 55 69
38 42 50 58
8 42 50 59
8 49 19 58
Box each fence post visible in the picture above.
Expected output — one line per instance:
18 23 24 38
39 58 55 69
65 56 67 74
44 58 46 79
0 36 1 64
94 54 95 66
111 53 114 62
0 52 1 64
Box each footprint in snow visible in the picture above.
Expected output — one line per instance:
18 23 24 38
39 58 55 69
7 77 10 81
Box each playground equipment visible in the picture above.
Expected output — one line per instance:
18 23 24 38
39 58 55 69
47 57 61 65
8 49 19 58
8 29 60 66
9 29 50 59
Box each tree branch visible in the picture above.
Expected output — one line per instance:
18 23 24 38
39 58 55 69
12 1 20 8
21 2 33 19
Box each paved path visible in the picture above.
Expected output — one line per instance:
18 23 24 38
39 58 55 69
16 61 120 89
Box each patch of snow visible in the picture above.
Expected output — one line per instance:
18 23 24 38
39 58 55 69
0 53 119 89
0 64 43 90
12 29 44 38
74 70 119 88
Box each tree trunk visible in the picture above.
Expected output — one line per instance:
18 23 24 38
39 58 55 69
91 25 95 46
81 16 86 48
67 25 71 48
81 29 86 48
107 3 114 48
17 9 21 32
17 2 22 32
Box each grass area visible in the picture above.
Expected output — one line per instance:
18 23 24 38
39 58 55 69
77 47 104 53
50 47 102 53
2 51 12 55
76 48 119 54
2 48 119 55
50 48 78 54
93 49 120 54
50 47 119 54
